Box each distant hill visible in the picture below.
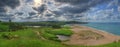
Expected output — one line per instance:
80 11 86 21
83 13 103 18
16 21 88 26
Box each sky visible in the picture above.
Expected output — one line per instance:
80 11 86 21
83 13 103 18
0 0 120 22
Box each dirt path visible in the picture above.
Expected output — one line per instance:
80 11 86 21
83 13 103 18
34 31 46 40
63 25 120 46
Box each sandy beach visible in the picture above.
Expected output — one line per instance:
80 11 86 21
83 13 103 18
63 25 120 46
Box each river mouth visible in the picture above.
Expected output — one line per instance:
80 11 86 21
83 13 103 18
57 35 70 41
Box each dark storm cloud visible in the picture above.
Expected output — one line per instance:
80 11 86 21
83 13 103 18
29 12 36 16
52 11 63 16
54 0 111 5
118 0 120 5
59 6 88 14
32 4 47 14
45 14 53 17
54 0 112 15
15 12 24 15
54 0 90 5
25 0 33 3
0 13 7 16
0 0 20 12
0 13 13 18
25 17 33 19
0 7 6 12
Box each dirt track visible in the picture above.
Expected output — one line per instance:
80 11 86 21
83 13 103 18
63 25 120 46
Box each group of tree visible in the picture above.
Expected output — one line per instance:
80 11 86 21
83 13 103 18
0 20 25 32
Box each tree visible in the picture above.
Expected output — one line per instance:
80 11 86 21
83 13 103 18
8 19 25 31
9 19 12 32
51 24 61 28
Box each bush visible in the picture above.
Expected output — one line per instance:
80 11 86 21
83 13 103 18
9 23 25 31
0 23 9 32
51 24 61 29
1 33 19 39
0 22 25 32
46 29 73 36
40 30 60 41
1 33 13 39
40 27 73 41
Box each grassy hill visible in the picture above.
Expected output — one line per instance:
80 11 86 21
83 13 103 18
0 21 120 47
0 22 9 32
0 28 120 47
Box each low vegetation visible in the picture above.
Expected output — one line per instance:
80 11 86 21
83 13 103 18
0 28 120 47
0 21 120 47
0 22 9 32
34 27 73 41
79 30 104 40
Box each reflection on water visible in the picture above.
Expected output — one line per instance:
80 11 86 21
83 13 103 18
57 35 70 41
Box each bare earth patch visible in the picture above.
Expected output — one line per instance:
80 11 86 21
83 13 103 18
63 25 120 46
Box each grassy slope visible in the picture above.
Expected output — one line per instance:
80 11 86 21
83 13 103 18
0 24 120 47
33 27 73 41
0 29 67 47
0 23 9 31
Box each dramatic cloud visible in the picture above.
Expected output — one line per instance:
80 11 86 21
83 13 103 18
33 4 47 14
15 12 24 15
0 0 20 12
0 7 6 12
54 0 111 14
29 12 37 16
54 0 90 5
0 0 120 22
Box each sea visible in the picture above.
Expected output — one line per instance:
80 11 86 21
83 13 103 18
81 22 120 35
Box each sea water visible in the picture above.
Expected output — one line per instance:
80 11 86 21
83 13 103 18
82 22 120 35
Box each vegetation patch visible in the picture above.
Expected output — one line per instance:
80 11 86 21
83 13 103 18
0 23 9 32
38 27 73 41
79 30 104 40
0 21 120 47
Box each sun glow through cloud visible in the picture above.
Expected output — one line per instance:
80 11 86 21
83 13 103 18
34 0 43 7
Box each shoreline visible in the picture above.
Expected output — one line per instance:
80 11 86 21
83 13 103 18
79 25 120 36
63 25 120 46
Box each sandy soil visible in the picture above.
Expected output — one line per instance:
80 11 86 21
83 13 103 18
63 25 120 46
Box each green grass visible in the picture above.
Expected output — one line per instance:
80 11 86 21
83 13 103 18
47 29 73 36
37 27 73 41
0 28 67 47
0 38 67 47
0 26 120 47
0 23 9 31
41 31 58 41
0 29 36 39
43 27 72 35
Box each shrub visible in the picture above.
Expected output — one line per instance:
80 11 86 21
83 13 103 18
1 33 19 39
9 23 25 31
46 29 73 36
0 23 9 32
51 24 61 29
1 33 12 39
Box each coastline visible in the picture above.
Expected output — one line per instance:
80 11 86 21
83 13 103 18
63 25 120 46
79 25 120 36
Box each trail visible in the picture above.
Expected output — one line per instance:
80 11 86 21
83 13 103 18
34 31 46 40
